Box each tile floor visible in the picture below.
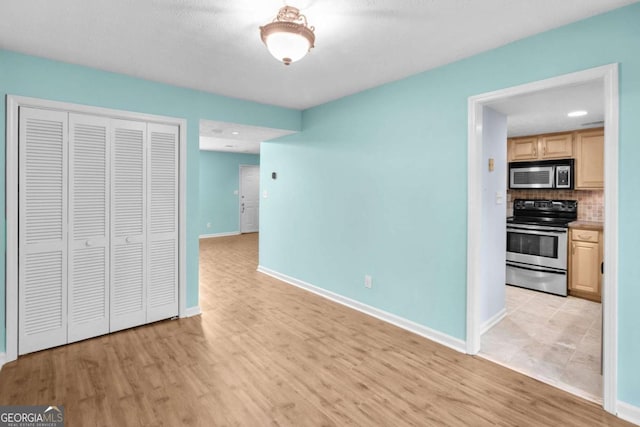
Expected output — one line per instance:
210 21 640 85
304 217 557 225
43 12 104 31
480 285 603 403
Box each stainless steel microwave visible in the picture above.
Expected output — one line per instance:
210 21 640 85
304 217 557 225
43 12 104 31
509 159 574 189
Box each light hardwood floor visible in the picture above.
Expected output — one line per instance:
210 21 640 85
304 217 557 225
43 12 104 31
0 234 632 426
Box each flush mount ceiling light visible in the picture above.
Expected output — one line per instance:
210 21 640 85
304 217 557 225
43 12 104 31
260 6 315 66
568 110 588 117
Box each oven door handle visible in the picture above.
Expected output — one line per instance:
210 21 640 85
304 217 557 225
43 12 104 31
507 226 567 234
506 261 567 275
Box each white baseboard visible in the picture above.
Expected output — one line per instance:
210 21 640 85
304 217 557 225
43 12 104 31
480 308 506 335
618 401 640 426
257 266 466 354
184 306 202 317
199 231 240 239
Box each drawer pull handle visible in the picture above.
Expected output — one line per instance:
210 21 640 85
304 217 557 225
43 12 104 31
578 234 593 240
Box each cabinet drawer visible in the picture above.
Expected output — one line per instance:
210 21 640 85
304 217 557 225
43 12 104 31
572 229 599 242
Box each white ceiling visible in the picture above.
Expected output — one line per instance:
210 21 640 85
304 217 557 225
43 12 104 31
199 120 296 154
487 80 605 137
0 0 636 110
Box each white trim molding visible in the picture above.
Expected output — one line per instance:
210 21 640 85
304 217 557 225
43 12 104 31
602 63 620 415
257 266 466 354
0 353 6 372
5 95 189 361
618 402 640 426
184 306 202 317
480 308 506 335
466 63 619 414
199 231 241 239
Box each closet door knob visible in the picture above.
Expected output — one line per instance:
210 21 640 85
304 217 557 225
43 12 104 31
126 237 132 243
85 240 93 247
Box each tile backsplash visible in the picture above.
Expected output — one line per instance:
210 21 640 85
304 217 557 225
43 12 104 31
507 190 604 222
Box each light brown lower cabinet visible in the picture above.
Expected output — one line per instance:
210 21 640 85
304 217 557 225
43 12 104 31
568 227 602 302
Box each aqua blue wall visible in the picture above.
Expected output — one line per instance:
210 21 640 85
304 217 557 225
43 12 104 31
199 151 260 235
259 4 640 406
0 49 301 353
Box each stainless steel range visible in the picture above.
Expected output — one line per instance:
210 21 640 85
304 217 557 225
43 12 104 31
506 199 578 296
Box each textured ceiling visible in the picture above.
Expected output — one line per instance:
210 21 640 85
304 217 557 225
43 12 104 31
199 120 296 154
0 0 636 110
488 80 605 137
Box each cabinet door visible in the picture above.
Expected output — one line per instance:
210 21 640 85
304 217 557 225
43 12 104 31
147 123 179 323
570 240 600 295
509 137 538 161
575 129 604 189
68 114 110 343
110 119 147 332
540 133 573 159
18 107 69 355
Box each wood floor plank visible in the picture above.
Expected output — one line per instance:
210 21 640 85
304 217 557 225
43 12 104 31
0 233 633 426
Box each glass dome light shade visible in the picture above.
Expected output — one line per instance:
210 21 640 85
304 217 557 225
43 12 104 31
260 8 315 66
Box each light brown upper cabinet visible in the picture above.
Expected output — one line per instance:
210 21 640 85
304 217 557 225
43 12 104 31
508 132 573 162
539 133 573 159
508 137 539 161
575 128 604 189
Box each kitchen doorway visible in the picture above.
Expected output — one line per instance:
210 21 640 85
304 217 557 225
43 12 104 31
466 64 619 413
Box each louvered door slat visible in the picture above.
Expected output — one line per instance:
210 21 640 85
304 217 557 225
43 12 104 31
147 124 179 322
110 119 147 332
68 114 110 343
18 107 68 355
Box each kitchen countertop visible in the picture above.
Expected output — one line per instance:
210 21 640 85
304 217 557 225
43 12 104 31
568 220 604 231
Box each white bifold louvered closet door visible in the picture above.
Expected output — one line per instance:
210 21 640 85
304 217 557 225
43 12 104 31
68 114 110 343
147 124 179 323
110 120 147 332
109 121 179 331
19 107 179 355
18 108 69 355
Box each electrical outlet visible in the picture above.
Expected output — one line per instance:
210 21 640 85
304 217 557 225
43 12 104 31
206 222 211 229
364 275 372 289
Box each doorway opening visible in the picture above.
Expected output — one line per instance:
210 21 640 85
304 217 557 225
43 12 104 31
198 120 294 239
466 64 619 413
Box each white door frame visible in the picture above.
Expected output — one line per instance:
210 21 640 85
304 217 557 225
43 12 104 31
466 64 619 413
239 164 260 233
5 95 188 363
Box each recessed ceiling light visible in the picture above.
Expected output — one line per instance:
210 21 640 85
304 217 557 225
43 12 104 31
568 110 588 117
231 131 240 135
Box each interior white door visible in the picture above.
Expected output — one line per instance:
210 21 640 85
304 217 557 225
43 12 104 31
68 113 110 343
110 119 147 332
146 123 179 323
18 107 69 355
240 165 260 233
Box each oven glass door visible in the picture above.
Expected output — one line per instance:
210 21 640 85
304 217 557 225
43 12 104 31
506 225 567 270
